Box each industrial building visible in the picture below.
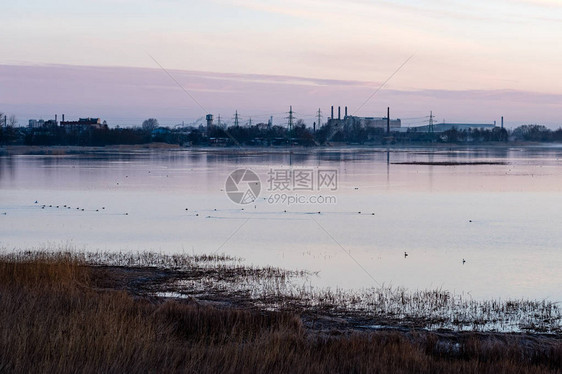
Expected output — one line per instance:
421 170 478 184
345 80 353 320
407 123 496 133
60 117 106 131
28 119 57 128
326 106 401 130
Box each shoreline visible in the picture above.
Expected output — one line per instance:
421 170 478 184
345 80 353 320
1 251 561 373
103 263 562 337
1 141 559 156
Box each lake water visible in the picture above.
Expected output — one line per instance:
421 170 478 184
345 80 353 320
1 146 561 302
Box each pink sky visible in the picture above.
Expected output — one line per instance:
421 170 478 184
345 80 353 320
1 0 561 128
1 64 560 128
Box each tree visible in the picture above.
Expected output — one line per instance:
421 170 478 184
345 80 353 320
142 118 159 132
512 125 551 142
8 114 18 127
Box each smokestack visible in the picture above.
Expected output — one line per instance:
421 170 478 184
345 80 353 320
501 116 504 129
331 106 334 120
345 106 348 118
55 114 57 123
387 107 390 134
338 106 341 120
62 114 65 122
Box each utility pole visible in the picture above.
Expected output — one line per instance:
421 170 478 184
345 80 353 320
316 108 322 133
234 111 239 127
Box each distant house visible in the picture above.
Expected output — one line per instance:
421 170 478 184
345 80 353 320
255 123 270 131
151 127 171 136
208 137 229 146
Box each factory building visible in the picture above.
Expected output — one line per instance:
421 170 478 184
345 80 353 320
408 123 496 133
326 106 401 130
60 117 107 132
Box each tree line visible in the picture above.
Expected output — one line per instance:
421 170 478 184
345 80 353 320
1 113 561 146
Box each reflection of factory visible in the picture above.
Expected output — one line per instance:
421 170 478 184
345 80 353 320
326 106 401 130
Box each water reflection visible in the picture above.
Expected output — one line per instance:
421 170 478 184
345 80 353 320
1 146 562 301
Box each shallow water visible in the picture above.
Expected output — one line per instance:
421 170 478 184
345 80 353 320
1 146 561 301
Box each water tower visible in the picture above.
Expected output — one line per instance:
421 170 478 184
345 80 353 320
206 114 213 133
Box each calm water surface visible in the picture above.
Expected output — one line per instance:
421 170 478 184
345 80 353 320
1 146 561 301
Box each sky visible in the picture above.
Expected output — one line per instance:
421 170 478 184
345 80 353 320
1 0 561 128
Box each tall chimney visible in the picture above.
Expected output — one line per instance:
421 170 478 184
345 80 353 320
331 106 334 120
345 106 348 118
55 114 57 124
62 114 65 122
338 106 341 120
387 107 390 134
501 116 504 129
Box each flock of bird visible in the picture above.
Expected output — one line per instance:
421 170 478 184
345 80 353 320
22 201 468 264
33 201 127 215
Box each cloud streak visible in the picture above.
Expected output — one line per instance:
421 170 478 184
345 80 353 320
1 64 560 127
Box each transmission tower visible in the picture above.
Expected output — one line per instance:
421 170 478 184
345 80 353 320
234 110 240 127
428 111 434 134
316 108 322 133
287 106 294 134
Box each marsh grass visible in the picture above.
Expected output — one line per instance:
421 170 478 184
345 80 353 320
133 251 560 334
1 250 561 373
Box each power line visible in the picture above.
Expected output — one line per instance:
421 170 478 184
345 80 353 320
146 53 207 114
146 53 243 146
353 54 414 115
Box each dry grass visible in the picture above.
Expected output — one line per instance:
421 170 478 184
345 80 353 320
0 251 561 373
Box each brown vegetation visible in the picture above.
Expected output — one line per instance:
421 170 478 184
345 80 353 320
0 251 561 373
